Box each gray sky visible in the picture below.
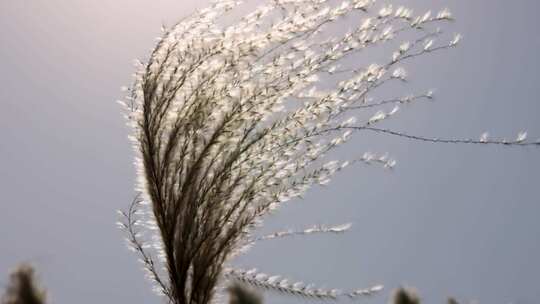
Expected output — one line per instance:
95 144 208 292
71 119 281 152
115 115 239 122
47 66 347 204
1 1 539 304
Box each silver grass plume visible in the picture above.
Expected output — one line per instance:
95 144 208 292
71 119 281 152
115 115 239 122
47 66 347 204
1 264 46 304
117 1 539 304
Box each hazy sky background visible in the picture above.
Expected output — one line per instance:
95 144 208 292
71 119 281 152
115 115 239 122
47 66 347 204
1 1 539 304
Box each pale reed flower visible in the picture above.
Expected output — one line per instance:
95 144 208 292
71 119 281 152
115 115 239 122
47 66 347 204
116 1 538 304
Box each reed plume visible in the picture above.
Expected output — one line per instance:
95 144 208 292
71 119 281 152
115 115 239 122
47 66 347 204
117 1 538 304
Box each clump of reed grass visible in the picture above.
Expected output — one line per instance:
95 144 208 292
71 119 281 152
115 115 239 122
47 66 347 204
391 287 421 304
1 264 46 304
389 288 462 304
227 284 262 304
